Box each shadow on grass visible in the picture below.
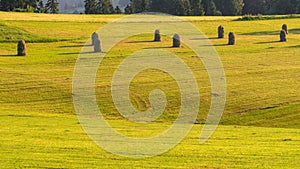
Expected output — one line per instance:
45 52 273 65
59 44 87 48
286 45 300 48
58 51 96 55
190 37 220 40
242 30 278 36
144 46 182 49
0 54 22 57
127 40 157 44
255 41 280 44
242 28 300 36
200 43 229 47
289 28 300 34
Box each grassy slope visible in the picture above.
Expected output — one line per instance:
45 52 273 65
0 12 299 168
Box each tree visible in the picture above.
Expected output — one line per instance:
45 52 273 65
214 0 244 16
150 0 169 14
202 0 220 15
169 0 188 16
243 0 266 15
124 4 133 14
131 0 150 13
150 0 191 15
271 0 300 14
84 0 114 14
37 0 45 13
189 0 205 16
114 5 122 14
0 0 39 12
45 0 59 14
84 0 97 14
183 0 192 15
0 0 14 11
97 0 114 14
28 0 39 10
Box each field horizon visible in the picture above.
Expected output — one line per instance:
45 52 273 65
0 12 299 168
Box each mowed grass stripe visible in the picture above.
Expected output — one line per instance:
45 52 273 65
0 110 299 168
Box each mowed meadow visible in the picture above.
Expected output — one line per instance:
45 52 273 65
0 12 299 168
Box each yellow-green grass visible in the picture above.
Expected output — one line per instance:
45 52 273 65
0 12 299 168
0 111 299 169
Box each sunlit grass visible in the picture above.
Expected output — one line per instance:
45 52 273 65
0 12 299 168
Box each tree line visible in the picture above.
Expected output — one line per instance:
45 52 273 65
0 0 59 13
85 0 300 16
1 0 300 15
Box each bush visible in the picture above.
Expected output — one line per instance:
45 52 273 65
236 14 300 21
13 6 34 13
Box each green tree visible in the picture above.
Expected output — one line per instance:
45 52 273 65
84 0 114 14
45 0 59 14
271 0 300 14
170 0 187 15
183 0 192 15
189 0 205 15
97 0 114 14
84 0 97 14
202 0 220 15
151 0 191 15
114 5 122 14
124 4 133 14
214 0 244 16
37 0 45 13
150 0 169 13
0 0 14 11
243 0 266 15
0 0 39 12
131 0 150 13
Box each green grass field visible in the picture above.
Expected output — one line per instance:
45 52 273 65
0 12 299 168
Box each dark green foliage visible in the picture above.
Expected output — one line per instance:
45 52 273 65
236 14 300 21
170 0 189 16
81 0 300 15
2 0 300 15
97 0 114 14
271 0 300 14
214 0 244 16
0 0 40 12
124 4 133 14
243 0 267 15
131 0 150 13
45 0 59 14
37 0 45 13
202 0 220 15
84 0 97 14
150 0 192 16
0 0 13 11
84 0 114 14
243 0 300 15
150 0 169 13
114 5 122 14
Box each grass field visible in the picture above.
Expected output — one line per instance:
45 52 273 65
0 12 299 168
